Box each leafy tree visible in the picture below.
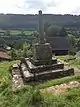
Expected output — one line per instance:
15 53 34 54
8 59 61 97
44 22 51 33
68 34 76 47
46 25 68 37
16 49 23 58
22 42 32 57
9 48 17 59
46 25 61 37
75 38 80 51
32 31 39 43
59 27 68 37
68 34 77 55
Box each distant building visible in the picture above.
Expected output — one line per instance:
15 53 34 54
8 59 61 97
0 48 10 61
46 36 70 55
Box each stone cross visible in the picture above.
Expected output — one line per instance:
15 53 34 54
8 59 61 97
38 10 45 44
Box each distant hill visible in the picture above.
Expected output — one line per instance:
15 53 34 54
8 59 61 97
0 14 80 29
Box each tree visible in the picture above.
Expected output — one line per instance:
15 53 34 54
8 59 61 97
22 42 32 57
59 27 68 37
46 25 68 37
9 48 17 59
46 25 61 37
68 34 77 55
68 34 76 47
44 22 51 33
17 49 23 58
32 31 39 43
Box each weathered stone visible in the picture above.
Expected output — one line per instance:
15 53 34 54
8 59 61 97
21 65 74 82
30 57 57 66
38 10 45 44
26 59 64 73
33 43 52 62
32 10 53 65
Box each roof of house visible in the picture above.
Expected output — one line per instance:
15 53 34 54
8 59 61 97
46 36 70 50
0 48 8 59
0 48 7 52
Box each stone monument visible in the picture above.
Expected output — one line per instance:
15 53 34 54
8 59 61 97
31 10 53 65
12 10 74 83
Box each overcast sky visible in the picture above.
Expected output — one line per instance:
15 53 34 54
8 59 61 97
0 0 80 15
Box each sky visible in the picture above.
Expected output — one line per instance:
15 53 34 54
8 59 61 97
0 0 80 15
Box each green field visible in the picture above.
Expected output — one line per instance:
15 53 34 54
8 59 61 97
0 29 33 36
0 60 80 107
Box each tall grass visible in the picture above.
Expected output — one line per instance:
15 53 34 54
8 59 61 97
0 60 80 107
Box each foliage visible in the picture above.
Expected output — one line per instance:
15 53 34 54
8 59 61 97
8 41 32 59
9 48 17 59
22 41 32 57
0 60 80 107
68 34 80 55
57 55 80 69
57 55 75 61
44 22 51 33
46 25 68 37
59 27 68 36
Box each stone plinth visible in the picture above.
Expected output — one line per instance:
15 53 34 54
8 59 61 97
32 43 52 65
26 59 64 73
20 58 74 82
30 57 57 66
20 61 74 82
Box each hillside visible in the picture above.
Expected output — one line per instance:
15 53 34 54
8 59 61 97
0 14 80 29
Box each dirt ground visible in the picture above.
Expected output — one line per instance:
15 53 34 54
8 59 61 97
42 81 80 95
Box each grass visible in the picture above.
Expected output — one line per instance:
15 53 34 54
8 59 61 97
57 55 75 61
37 75 80 89
0 60 80 107
57 55 80 69
0 60 20 93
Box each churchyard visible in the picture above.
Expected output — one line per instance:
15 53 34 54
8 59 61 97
0 10 80 107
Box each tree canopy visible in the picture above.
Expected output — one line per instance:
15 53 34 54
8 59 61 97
46 25 68 37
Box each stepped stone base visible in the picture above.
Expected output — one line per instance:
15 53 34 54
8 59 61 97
26 59 64 73
21 63 74 82
20 58 74 82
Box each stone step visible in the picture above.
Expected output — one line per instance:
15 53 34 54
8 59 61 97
26 60 64 73
34 68 74 81
21 63 34 82
21 65 74 82
30 57 57 66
